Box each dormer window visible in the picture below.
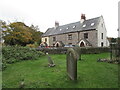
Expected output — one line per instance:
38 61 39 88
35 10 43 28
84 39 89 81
73 25 76 29
91 23 95 26
66 27 69 30
83 24 86 27
60 29 62 31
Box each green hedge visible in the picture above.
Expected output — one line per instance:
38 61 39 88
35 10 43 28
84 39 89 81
36 47 67 54
80 47 110 54
36 47 110 54
2 46 45 70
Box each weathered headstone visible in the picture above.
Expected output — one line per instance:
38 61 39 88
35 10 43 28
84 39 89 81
73 47 81 60
66 48 77 80
46 53 55 67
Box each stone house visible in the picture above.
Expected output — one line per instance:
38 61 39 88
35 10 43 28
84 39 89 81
41 14 109 47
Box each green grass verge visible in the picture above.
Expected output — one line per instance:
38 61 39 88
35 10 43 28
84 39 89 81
2 53 118 88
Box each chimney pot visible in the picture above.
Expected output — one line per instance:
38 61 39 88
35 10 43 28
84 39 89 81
81 14 86 20
80 14 86 23
55 21 59 28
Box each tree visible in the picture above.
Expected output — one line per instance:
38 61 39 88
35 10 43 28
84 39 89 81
0 20 7 43
2 21 43 46
111 38 116 43
29 24 43 45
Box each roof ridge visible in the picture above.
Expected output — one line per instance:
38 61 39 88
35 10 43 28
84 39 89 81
58 21 80 27
85 16 101 21
58 16 101 27
42 16 101 37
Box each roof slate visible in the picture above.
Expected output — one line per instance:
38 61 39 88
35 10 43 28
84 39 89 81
42 16 101 37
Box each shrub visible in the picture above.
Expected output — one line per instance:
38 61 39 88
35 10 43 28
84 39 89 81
80 47 110 54
36 47 67 54
26 44 36 48
36 47 110 54
26 42 39 48
2 46 45 70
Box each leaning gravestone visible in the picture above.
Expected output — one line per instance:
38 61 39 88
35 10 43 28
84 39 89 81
66 48 77 80
46 53 55 67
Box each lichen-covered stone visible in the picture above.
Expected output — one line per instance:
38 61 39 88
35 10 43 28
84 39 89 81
66 48 77 80
73 47 81 60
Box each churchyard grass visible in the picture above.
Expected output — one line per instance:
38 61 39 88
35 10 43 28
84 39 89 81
2 53 118 88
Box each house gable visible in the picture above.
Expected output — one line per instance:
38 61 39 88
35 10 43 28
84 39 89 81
97 16 108 47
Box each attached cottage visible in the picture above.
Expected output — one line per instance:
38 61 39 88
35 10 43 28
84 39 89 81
41 14 109 47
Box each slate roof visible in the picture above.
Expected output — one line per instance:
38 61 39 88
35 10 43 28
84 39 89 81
42 16 101 37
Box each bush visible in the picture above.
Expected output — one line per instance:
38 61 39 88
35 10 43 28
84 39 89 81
80 47 110 54
2 46 45 70
36 47 110 54
26 44 36 48
36 47 67 54
26 42 39 48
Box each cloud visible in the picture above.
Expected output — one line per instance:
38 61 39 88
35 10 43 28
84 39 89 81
0 0 119 37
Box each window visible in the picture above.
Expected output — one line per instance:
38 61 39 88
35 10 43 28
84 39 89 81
101 33 103 39
73 26 76 29
68 34 72 40
45 38 47 42
101 23 103 27
101 42 104 47
68 43 72 45
53 44 55 46
66 27 69 30
60 29 62 31
91 23 95 26
84 33 88 39
53 37 56 41
83 24 86 27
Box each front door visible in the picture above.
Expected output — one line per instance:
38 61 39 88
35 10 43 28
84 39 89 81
56 43 59 47
80 42 85 47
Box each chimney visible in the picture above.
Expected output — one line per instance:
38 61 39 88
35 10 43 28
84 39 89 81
55 21 59 29
80 14 86 23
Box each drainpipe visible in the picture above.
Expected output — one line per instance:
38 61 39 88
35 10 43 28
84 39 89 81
78 32 80 44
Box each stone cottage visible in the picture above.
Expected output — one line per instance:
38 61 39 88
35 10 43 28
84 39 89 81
41 14 109 47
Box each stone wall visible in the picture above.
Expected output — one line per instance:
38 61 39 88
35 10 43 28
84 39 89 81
48 30 98 47
79 30 98 47
49 32 78 46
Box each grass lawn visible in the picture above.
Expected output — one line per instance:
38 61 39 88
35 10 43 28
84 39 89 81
2 53 118 88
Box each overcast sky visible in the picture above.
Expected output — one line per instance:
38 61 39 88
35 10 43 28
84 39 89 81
0 0 119 38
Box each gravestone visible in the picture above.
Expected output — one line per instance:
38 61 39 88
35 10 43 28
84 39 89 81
73 47 81 60
46 53 55 67
66 48 77 80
